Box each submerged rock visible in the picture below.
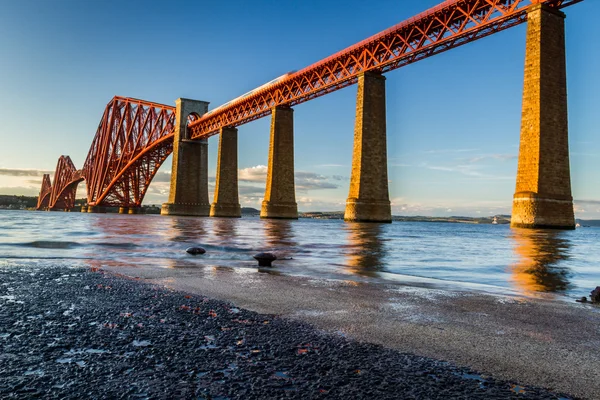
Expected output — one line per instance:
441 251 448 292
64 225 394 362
186 247 206 255
253 252 277 267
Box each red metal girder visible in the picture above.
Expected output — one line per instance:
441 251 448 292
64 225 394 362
48 156 83 210
82 97 176 207
36 174 52 210
188 0 582 139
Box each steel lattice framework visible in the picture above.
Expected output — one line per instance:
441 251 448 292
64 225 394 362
36 174 52 210
82 97 176 207
37 0 583 210
48 156 82 210
188 0 581 139
38 97 176 210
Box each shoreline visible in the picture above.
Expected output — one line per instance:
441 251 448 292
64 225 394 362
99 261 600 399
0 264 581 399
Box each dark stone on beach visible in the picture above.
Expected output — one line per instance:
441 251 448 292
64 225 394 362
0 266 573 399
253 252 277 267
591 286 600 303
576 296 588 303
186 246 206 255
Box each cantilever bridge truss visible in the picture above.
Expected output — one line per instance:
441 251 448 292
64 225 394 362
38 0 582 210
38 97 175 210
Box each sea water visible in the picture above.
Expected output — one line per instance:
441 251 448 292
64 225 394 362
1 210 599 300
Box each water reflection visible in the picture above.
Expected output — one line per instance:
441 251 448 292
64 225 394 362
169 217 208 242
510 228 572 294
344 223 388 277
213 218 237 239
263 219 297 255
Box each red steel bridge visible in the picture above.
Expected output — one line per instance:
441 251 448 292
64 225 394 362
37 0 581 211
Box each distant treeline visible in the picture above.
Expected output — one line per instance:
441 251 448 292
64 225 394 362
0 195 39 208
0 195 87 209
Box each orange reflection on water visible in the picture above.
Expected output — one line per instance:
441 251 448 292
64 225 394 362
509 228 572 295
262 220 296 261
169 217 208 243
212 217 237 239
344 223 387 278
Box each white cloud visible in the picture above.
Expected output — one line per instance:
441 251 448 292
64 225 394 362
239 165 268 182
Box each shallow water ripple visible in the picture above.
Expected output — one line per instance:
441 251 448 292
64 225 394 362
1 210 598 300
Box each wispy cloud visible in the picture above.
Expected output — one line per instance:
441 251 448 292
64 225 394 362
422 162 512 180
295 171 338 190
0 186 44 196
239 185 264 196
390 197 512 217
466 154 517 163
0 168 52 177
422 148 479 155
426 164 486 177
151 171 172 183
238 165 340 191
575 199 600 206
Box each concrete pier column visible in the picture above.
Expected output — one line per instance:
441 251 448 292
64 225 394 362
344 71 391 223
128 207 141 215
161 98 211 217
118 207 128 214
87 206 105 213
81 206 88 213
210 127 241 218
511 5 574 230
260 106 298 219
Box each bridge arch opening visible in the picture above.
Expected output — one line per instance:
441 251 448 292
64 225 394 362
187 112 201 126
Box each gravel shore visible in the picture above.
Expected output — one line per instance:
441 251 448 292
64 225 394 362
0 265 573 399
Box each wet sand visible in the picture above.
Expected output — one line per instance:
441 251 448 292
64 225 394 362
101 262 600 399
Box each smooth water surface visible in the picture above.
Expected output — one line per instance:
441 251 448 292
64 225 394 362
1 210 599 300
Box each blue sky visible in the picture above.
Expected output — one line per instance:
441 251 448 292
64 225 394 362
0 0 598 217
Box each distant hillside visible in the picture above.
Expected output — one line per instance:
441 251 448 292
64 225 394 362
577 219 600 227
2 194 599 226
393 215 511 225
241 207 260 216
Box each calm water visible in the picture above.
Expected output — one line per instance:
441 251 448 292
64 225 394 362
1 210 599 300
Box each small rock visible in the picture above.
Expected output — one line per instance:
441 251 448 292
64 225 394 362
186 247 206 255
253 252 277 267
576 296 588 303
591 287 600 303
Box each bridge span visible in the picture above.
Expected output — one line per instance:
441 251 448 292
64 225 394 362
38 0 583 229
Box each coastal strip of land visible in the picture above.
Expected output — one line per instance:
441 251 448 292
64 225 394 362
0 265 579 399
100 261 600 400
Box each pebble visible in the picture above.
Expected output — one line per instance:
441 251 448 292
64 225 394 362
0 265 572 399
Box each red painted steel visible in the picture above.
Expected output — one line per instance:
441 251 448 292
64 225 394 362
36 174 52 210
188 0 582 139
82 97 176 207
40 97 176 210
37 0 583 210
48 156 81 210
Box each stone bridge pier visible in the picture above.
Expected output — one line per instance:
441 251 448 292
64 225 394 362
344 71 392 223
210 127 242 218
511 4 575 230
260 106 298 219
161 98 211 217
